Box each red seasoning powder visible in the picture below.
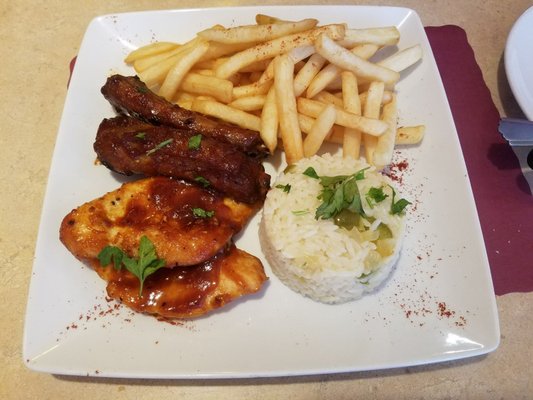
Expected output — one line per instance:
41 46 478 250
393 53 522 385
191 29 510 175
385 159 409 184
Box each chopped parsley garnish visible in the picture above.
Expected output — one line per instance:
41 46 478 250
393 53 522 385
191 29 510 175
135 86 149 94
354 167 369 181
312 169 410 225
292 209 310 216
188 134 202 149
316 173 364 220
303 166 319 179
194 176 210 188
366 186 388 208
358 271 375 285
276 183 291 193
97 236 166 297
146 138 173 155
192 207 215 218
135 132 146 139
389 186 411 215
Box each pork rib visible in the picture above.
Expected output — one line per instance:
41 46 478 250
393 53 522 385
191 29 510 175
101 74 268 158
94 115 270 204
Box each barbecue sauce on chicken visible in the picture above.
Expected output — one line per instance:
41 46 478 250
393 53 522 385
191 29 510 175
91 244 267 318
60 177 258 267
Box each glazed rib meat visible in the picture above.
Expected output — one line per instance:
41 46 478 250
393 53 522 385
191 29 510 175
90 244 268 319
94 116 270 204
101 74 268 158
60 177 258 267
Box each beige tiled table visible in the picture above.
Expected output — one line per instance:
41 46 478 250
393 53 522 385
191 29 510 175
1 1 532 398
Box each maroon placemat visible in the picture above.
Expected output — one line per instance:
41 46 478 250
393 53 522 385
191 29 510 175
68 25 532 295
425 25 533 295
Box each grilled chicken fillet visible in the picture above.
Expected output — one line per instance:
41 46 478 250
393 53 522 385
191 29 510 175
90 244 267 319
101 74 268 158
60 177 258 267
94 115 270 204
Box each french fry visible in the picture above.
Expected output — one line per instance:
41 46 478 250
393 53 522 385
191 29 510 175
255 14 292 25
133 45 185 73
294 60 306 73
249 71 263 82
228 94 266 111
362 81 385 164
303 103 337 157
198 19 318 44
327 124 345 144
240 59 272 73
341 71 362 159
232 79 272 99
274 55 304 164
288 45 317 64
396 125 425 144
215 24 345 79
293 53 327 97
128 16 424 169
191 98 262 131
159 39 210 100
306 64 340 99
180 72 233 103
297 97 387 137
197 41 256 63
125 42 180 64
135 35 212 74
173 91 196 109
191 69 215 76
306 44 379 98
325 75 343 92
255 45 315 88
373 94 398 168
377 44 423 72
315 34 400 86
359 89 393 106
313 91 344 107
297 113 315 135
260 87 279 153
138 37 208 87
195 95 218 102
341 27 400 47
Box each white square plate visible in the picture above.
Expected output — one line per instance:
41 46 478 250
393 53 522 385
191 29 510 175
23 6 499 378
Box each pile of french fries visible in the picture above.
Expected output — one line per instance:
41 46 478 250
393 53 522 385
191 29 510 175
125 14 425 167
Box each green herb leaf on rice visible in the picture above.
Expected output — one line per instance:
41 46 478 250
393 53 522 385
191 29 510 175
366 186 388 208
389 185 411 215
315 172 364 221
292 209 310 216
276 183 291 193
313 168 410 229
303 166 319 179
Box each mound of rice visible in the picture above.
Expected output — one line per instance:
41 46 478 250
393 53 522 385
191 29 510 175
259 153 407 304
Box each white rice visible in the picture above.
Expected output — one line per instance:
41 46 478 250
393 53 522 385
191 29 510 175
259 153 406 304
